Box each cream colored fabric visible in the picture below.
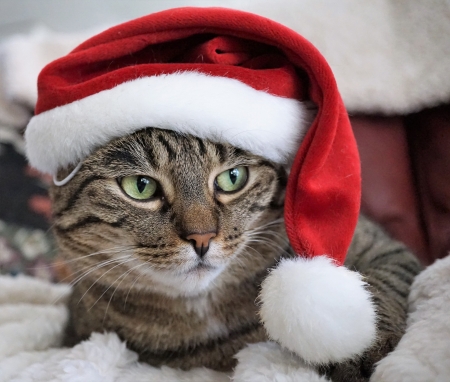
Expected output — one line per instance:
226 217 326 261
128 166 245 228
370 255 450 382
1 0 450 127
0 275 327 382
2 257 449 381
2 0 449 121
239 0 450 115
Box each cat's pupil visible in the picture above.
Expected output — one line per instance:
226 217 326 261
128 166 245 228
229 169 239 184
137 176 149 193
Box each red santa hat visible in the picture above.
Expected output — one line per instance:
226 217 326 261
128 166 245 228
25 7 375 364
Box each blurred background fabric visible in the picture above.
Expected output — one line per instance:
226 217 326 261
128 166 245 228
0 0 449 280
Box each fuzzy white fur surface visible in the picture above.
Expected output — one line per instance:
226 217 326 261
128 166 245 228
1 331 230 382
233 342 329 382
370 255 450 382
2 256 450 381
259 256 376 364
1 331 330 382
2 0 450 133
25 71 307 175
0 27 94 131
239 0 450 115
0 274 328 382
0 275 70 359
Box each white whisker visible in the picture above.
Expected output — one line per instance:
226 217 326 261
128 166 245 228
68 255 131 287
101 261 151 322
77 257 135 305
60 245 137 266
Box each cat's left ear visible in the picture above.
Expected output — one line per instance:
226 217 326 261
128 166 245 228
258 256 376 364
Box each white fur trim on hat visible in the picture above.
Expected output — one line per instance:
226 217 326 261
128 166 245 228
25 71 308 175
259 256 376 364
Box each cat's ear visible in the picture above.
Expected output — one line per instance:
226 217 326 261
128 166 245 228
258 256 376 364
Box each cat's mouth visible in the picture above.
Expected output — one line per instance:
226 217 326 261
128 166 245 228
188 261 216 273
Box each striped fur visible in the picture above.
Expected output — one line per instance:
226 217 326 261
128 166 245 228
51 129 421 378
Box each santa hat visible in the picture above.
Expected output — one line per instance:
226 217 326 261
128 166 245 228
25 7 375 364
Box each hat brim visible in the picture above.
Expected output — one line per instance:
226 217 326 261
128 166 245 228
25 71 308 175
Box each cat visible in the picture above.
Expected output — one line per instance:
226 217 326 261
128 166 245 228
51 128 422 380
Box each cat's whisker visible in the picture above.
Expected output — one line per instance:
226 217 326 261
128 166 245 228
240 241 267 257
246 238 290 253
29 245 137 272
246 231 289 245
67 255 132 287
247 224 286 235
232 252 254 272
246 223 285 235
58 245 138 266
245 238 291 257
246 237 288 252
115 258 160 299
124 265 149 308
245 231 288 246
246 229 288 241
44 221 57 236
233 243 266 272
246 218 284 233
100 261 151 321
77 257 136 305
44 256 133 307
246 233 285 244
65 246 138 281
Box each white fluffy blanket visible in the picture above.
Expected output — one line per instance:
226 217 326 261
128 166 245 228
1 255 450 381
0 275 330 382
370 255 450 382
1 0 450 126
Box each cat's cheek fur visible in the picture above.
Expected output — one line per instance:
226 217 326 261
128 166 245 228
258 256 376 364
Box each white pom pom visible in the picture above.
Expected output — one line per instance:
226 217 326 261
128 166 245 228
259 256 376 364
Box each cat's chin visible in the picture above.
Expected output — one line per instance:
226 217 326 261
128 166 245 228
139 263 225 298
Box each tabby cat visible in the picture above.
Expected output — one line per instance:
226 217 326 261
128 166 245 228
51 128 422 380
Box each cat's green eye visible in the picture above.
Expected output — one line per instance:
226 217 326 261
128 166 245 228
120 175 158 200
215 167 248 193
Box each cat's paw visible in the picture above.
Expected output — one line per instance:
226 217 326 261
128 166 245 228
321 329 401 382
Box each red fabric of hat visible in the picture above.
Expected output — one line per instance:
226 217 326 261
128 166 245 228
25 7 376 364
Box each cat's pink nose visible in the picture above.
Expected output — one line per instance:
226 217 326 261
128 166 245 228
186 232 216 258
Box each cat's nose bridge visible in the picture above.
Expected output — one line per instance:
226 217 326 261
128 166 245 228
186 232 217 258
176 202 218 235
